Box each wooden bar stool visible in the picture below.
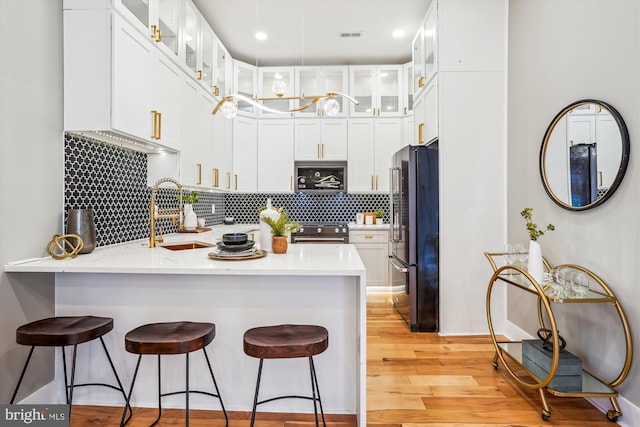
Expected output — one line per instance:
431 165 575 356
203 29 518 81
243 324 329 427
11 316 130 421
121 321 227 427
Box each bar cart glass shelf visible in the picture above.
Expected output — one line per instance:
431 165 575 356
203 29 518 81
484 252 633 422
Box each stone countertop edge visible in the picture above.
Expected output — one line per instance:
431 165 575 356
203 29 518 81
4 223 366 276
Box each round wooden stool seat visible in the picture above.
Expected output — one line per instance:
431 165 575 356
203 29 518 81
125 321 215 355
16 316 113 347
243 324 328 359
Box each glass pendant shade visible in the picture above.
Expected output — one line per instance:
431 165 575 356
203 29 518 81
220 100 238 118
271 79 287 96
323 98 340 116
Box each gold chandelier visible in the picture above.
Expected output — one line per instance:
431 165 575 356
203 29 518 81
212 91 359 118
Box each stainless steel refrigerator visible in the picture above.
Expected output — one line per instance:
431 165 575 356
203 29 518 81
388 140 439 332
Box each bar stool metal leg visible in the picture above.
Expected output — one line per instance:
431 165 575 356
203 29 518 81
309 356 326 427
120 355 142 427
202 347 229 427
250 359 264 427
10 346 36 404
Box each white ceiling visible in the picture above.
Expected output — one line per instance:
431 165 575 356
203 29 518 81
193 0 430 67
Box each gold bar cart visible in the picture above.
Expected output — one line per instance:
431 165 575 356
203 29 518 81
484 252 633 422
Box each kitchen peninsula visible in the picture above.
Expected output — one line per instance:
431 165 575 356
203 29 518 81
4 225 367 425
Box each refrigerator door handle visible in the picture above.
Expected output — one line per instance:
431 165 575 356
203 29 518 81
390 166 401 243
388 256 408 273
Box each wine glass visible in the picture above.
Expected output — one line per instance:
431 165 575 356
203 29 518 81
514 243 527 268
504 244 516 272
571 271 589 297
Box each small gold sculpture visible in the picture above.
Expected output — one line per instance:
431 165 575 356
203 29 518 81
46 234 84 260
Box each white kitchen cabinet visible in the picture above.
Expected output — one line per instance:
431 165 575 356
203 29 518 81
349 65 403 117
348 118 403 192
294 66 349 118
403 62 414 117
199 20 215 89
114 0 179 60
182 1 199 77
413 0 437 98
64 9 180 151
231 117 258 192
211 110 232 190
257 120 295 192
233 60 258 117
350 229 390 293
258 67 295 118
294 119 348 161
214 39 230 97
195 91 215 187
179 77 199 187
413 75 438 145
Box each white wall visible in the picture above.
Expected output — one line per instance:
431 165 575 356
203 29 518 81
0 0 63 402
507 0 640 416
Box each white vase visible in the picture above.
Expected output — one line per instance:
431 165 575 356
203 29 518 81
184 204 198 230
527 240 544 284
259 208 280 252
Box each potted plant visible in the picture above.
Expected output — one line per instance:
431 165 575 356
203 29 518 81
261 211 301 254
177 191 199 230
374 209 384 225
520 207 554 283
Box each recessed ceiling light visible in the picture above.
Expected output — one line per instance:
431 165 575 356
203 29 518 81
255 32 267 41
392 29 405 38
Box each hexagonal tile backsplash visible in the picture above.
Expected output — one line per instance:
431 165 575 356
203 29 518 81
64 133 389 247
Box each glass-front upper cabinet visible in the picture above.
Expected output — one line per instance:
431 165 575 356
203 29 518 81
294 67 348 118
233 60 258 117
115 0 178 58
200 23 214 88
214 40 229 97
413 0 437 99
403 62 413 116
258 67 295 118
349 65 402 117
412 24 425 97
182 1 199 77
423 1 438 87
156 0 179 56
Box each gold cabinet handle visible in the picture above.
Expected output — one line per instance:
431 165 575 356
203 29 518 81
317 144 321 159
321 144 325 159
404 107 408 115
418 123 424 144
213 168 219 187
226 172 231 189
371 175 375 191
213 85 220 97
599 171 603 187
290 175 293 191
151 110 160 139
150 24 158 39
234 174 238 191
197 70 203 80
365 235 373 239
418 75 425 88
157 111 161 139
196 163 202 185
376 175 379 190
156 28 161 43
378 107 381 116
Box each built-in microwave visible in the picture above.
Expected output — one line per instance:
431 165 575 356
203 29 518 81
294 161 347 193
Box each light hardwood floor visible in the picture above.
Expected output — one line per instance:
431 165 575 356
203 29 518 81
69 297 616 426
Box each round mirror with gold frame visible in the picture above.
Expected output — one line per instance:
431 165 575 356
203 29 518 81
540 99 630 211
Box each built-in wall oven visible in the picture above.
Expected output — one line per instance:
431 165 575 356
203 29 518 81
290 223 349 243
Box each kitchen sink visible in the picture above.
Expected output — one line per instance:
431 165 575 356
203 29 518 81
160 241 214 251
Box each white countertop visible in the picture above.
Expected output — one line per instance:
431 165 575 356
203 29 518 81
4 224 365 276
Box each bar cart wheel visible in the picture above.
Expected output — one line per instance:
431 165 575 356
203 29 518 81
607 410 620 422
541 411 550 421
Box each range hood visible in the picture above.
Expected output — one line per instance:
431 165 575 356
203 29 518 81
66 131 177 154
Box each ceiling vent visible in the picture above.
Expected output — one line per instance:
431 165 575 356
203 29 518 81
340 32 362 38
